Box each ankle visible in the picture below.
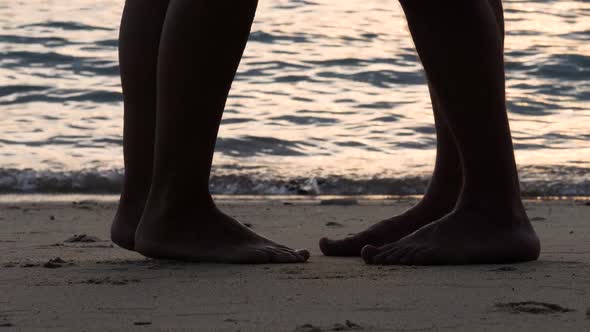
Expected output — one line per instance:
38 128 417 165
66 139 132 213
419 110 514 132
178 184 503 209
141 190 217 221
407 198 455 221
455 193 527 224
118 181 150 204
414 184 461 217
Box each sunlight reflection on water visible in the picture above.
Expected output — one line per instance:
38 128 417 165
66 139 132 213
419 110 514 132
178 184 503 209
0 0 588 194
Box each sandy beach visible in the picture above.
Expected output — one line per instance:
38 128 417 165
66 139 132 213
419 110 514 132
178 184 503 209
1 195 589 331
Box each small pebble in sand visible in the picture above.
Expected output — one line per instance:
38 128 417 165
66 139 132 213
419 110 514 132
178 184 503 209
283 202 294 206
569 230 574 234
326 221 343 227
49 215 55 220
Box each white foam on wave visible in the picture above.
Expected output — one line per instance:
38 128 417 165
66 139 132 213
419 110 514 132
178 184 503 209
1 167 589 196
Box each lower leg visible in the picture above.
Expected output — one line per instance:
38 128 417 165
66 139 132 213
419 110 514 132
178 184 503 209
111 0 170 250
319 0 505 257
319 87 462 256
134 0 308 263
363 0 540 265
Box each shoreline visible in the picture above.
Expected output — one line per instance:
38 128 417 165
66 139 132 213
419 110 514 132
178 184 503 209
1 167 589 197
1 193 589 203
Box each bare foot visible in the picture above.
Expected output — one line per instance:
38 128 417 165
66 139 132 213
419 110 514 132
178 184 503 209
361 208 540 265
135 205 309 264
110 197 146 251
319 200 455 257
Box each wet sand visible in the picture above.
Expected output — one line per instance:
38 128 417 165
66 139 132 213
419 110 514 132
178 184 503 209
1 196 589 331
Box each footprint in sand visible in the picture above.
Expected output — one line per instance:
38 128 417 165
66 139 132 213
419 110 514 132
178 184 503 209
64 234 102 243
495 301 575 314
133 321 151 326
489 266 517 272
43 257 74 268
77 277 140 286
295 320 362 331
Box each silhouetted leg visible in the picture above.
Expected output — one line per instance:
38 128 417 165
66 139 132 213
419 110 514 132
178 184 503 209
319 0 506 257
111 0 170 250
362 0 540 265
487 0 505 40
319 84 462 256
134 0 309 263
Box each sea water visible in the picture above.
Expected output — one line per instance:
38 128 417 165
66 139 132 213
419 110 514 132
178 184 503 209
0 0 588 195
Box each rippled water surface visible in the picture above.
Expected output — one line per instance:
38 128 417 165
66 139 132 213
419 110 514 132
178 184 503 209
0 0 589 194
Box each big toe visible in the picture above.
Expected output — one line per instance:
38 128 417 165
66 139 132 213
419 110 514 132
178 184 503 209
319 236 364 257
361 245 380 264
296 249 311 262
266 246 310 263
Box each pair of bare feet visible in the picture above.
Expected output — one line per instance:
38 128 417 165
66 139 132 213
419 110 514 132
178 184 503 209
112 0 541 266
111 187 540 265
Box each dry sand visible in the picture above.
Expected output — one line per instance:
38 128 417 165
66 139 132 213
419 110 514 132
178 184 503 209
0 195 589 331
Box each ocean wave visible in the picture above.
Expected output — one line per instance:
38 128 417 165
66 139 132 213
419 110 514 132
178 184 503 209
0 167 588 196
0 88 122 105
18 21 113 31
